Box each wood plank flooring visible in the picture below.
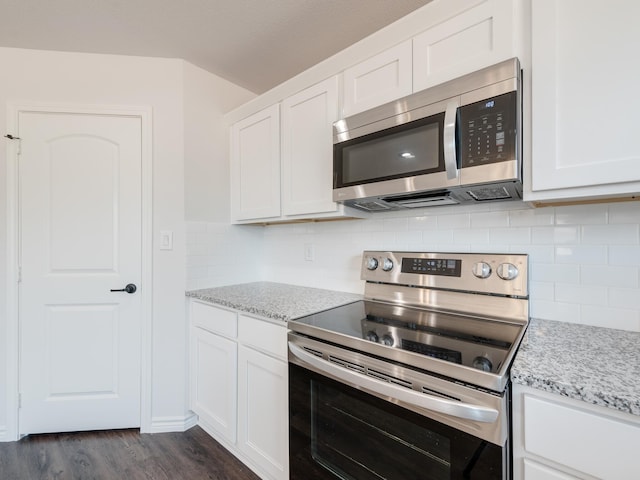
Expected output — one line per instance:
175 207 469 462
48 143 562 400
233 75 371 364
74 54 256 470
0 426 261 480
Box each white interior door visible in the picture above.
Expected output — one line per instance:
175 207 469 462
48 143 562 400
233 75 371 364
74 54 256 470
18 110 142 435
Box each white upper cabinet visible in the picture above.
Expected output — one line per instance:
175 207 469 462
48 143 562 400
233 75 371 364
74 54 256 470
413 0 516 92
342 40 413 117
525 0 640 203
281 76 340 216
230 104 280 221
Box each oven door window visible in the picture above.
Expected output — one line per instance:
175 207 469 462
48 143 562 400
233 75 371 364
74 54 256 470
290 364 505 480
334 113 445 188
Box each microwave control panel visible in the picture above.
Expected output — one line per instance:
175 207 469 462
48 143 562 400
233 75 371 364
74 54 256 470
459 91 517 168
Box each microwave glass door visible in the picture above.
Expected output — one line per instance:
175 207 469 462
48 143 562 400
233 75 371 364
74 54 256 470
334 112 446 188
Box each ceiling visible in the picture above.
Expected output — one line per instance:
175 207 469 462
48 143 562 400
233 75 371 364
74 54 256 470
0 0 432 94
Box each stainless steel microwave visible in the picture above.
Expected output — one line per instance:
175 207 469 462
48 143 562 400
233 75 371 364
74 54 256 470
333 58 522 211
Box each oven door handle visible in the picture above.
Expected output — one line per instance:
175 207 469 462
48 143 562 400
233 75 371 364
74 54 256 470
289 342 499 423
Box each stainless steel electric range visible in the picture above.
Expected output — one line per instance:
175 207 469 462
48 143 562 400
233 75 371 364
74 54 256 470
288 251 529 480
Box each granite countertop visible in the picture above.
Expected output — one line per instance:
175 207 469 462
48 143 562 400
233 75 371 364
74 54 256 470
511 318 640 416
188 283 640 416
186 281 362 322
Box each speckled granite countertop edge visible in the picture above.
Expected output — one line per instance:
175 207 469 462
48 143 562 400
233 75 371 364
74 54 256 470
186 281 363 323
511 318 640 417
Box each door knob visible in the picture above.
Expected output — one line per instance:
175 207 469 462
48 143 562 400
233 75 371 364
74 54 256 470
110 283 137 294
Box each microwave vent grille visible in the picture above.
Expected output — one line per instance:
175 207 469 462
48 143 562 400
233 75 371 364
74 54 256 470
353 200 392 212
467 186 512 201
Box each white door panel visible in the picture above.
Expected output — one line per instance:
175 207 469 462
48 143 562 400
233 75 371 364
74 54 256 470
19 111 142 434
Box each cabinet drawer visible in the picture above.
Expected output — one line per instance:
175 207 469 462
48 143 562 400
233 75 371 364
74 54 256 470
238 315 287 360
523 394 640 479
191 300 238 338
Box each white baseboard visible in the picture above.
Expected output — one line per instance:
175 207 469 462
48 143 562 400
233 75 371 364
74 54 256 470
145 413 198 434
0 426 12 443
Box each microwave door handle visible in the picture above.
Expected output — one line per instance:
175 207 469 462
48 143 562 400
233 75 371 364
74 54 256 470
289 342 498 423
443 100 460 180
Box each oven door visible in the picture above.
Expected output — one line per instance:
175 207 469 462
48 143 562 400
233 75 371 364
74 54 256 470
289 340 510 479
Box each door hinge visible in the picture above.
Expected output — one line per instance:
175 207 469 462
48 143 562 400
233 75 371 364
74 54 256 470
17 266 22 283
18 393 22 408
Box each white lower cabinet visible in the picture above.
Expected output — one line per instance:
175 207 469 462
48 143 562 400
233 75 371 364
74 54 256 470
513 384 640 480
191 327 238 444
238 344 288 480
189 300 288 480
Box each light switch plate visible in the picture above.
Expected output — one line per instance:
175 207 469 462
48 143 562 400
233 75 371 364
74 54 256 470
304 243 314 261
160 230 173 250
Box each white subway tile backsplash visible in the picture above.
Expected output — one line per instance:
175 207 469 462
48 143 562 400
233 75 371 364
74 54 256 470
555 204 608 225
383 217 409 232
609 287 640 309
531 226 580 245
423 229 454 245
530 281 555 301
582 224 639 245
186 202 640 331
408 215 438 230
555 246 607 265
508 245 555 263
530 300 581 323
437 213 470 229
470 211 510 228
395 229 423 247
489 227 531 245
531 263 581 283
509 207 554 227
580 305 640 332
608 202 640 224
580 265 639 288
555 283 608 306
453 228 490 245
609 245 640 265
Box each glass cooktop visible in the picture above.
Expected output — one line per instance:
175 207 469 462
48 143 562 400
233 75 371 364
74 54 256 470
290 300 525 378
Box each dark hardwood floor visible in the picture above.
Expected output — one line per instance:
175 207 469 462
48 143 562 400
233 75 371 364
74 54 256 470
0 426 261 480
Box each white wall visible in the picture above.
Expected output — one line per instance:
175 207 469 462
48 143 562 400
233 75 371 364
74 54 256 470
187 201 640 332
0 47 251 440
183 62 255 222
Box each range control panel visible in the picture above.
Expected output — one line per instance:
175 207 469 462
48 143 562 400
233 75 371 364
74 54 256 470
361 250 528 297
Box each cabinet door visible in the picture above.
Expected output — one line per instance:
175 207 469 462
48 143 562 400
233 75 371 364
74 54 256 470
191 327 237 443
513 385 640 480
413 0 515 92
281 76 339 216
237 345 288 480
231 104 281 221
527 0 640 201
342 41 412 116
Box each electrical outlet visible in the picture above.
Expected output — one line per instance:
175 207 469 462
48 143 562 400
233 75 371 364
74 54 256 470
304 243 315 262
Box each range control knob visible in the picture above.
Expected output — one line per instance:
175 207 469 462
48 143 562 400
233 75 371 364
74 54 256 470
381 258 394 271
472 356 493 372
472 262 492 279
365 331 379 343
497 263 519 280
366 257 379 270
381 334 394 347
